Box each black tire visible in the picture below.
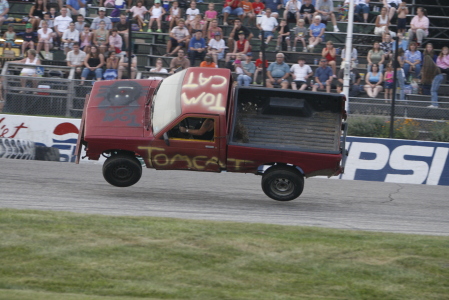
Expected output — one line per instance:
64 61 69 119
261 166 304 201
103 154 142 187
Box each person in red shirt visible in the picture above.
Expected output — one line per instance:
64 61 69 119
222 0 244 26
253 51 269 84
321 40 337 76
252 0 265 15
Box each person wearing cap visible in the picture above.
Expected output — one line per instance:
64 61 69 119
225 30 251 62
90 7 113 31
21 23 36 57
148 0 166 33
290 57 313 90
237 54 256 86
266 53 290 89
200 56 216 68
188 30 206 66
207 32 225 65
227 19 253 51
54 7 72 48
165 18 190 56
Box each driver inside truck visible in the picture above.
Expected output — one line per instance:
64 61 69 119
179 118 214 141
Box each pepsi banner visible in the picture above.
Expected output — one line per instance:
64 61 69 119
1 114 449 185
341 137 449 186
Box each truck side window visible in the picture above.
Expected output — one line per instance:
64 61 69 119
169 118 215 141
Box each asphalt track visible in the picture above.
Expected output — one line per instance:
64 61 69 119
1 159 449 236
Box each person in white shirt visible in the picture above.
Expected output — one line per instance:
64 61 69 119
54 7 73 47
207 33 226 65
383 0 401 21
283 0 301 24
257 8 278 44
185 1 200 29
36 20 53 59
66 43 86 77
290 57 313 90
62 22 80 54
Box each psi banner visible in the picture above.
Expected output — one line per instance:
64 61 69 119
1 114 449 185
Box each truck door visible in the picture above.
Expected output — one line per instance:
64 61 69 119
151 116 222 172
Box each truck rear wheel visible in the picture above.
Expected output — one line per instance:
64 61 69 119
262 166 304 201
103 154 142 187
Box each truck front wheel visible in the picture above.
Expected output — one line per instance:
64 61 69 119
262 167 304 201
103 154 142 187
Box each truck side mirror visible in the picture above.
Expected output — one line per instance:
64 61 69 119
163 132 170 146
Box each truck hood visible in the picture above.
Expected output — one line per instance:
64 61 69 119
84 80 159 137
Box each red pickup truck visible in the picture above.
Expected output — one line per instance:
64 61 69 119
76 67 347 201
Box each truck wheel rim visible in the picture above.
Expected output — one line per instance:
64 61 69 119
113 165 133 179
271 178 293 195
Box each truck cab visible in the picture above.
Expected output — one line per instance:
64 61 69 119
76 67 347 201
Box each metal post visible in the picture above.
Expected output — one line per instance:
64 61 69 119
342 0 355 113
389 35 400 138
128 12 133 78
261 31 267 87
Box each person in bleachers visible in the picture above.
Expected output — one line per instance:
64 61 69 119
253 51 268 84
128 0 148 32
148 0 166 33
200 55 216 68
321 40 336 76
66 42 86 78
2 24 16 54
169 49 190 73
29 0 46 31
39 12 53 30
190 14 205 35
307 15 325 52
312 58 332 92
222 0 244 26
252 0 265 18
109 29 123 53
382 0 400 22
188 30 206 66
314 0 339 32
0 0 9 30
258 8 278 45
165 18 190 56
228 18 253 51
80 24 92 50
266 53 290 89
436 46 449 79
364 63 383 98
48 7 57 21
353 0 370 23
168 1 182 31
264 0 282 19
403 42 422 78
206 19 223 41
207 32 225 65
115 14 130 50
300 0 315 24
80 45 104 85
383 62 394 100
424 55 444 108
367 41 385 73
237 53 256 86
18 49 41 90
336 64 361 96
275 19 290 51
283 0 301 25
66 0 86 18
422 43 437 63
20 23 36 58
380 33 393 61
75 15 87 33
149 58 169 77
90 7 113 31
36 21 53 59
407 7 429 47
204 3 218 28
226 30 251 62
103 51 120 80
292 19 307 52
290 57 313 90
396 1 408 35
340 45 357 69
54 7 72 49
118 53 137 79
374 6 389 39
240 0 254 26
62 22 79 55
93 20 109 54
186 1 200 29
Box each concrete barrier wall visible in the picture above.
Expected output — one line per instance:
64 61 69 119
1 114 449 185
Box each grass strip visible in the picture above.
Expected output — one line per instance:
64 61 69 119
0 208 448 300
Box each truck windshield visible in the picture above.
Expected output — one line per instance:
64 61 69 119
151 70 185 135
